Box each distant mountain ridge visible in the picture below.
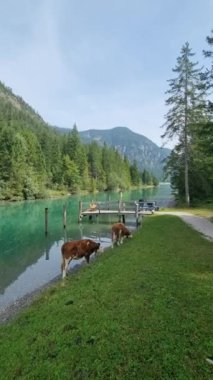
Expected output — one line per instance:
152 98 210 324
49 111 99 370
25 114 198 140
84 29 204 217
78 127 170 179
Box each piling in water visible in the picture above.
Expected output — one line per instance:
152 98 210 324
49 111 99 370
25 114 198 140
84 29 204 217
63 205 67 229
45 207 48 235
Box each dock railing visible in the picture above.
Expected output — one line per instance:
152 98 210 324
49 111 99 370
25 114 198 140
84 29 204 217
78 200 142 225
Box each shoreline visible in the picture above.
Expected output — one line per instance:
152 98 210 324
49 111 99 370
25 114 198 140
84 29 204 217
0 184 160 204
0 259 95 325
0 275 60 324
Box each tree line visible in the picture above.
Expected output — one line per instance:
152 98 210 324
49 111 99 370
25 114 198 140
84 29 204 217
162 30 213 205
0 90 158 201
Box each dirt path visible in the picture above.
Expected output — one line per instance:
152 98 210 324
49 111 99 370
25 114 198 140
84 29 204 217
157 211 213 241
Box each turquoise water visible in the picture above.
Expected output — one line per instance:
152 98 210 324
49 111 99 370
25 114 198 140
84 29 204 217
0 183 173 309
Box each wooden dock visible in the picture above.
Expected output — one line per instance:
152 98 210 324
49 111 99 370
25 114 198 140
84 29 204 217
78 200 154 225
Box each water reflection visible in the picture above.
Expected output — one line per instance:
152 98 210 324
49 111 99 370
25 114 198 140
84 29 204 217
0 241 62 307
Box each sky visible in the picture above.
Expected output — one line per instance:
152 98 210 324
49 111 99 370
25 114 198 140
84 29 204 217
0 0 212 148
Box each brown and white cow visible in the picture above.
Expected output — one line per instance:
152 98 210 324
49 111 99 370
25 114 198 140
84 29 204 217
61 239 101 278
111 222 132 248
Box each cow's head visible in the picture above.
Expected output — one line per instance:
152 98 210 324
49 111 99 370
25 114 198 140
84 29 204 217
87 240 102 253
125 229 132 239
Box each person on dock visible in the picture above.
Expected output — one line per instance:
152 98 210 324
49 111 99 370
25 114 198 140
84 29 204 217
89 200 97 211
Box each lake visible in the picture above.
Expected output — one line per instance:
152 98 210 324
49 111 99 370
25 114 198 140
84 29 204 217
0 183 173 309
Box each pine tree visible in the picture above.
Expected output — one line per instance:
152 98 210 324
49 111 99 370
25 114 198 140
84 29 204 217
62 154 80 193
162 42 207 205
87 141 106 191
130 160 141 186
64 124 81 161
203 29 213 94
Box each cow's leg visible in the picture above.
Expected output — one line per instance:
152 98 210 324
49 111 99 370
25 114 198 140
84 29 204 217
62 258 70 279
61 258 64 274
119 230 123 244
62 266 66 279
111 232 116 248
61 256 66 279
85 255 90 264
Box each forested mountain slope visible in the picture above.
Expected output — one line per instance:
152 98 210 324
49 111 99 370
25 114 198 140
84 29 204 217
0 81 64 200
79 127 170 179
0 81 158 200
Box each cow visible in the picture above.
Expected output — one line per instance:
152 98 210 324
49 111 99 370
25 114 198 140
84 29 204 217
61 239 101 279
111 222 132 248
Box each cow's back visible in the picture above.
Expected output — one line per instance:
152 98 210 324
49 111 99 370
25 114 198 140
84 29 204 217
61 239 100 259
61 241 78 259
112 223 127 237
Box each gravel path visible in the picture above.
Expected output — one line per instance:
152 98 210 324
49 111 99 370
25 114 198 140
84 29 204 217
0 212 212 324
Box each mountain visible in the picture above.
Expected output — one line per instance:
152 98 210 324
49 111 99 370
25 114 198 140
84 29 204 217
78 127 170 179
0 80 169 200
0 81 47 127
0 80 169 181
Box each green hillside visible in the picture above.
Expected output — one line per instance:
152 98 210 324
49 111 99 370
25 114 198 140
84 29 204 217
0 81 158 201
79 127 170 178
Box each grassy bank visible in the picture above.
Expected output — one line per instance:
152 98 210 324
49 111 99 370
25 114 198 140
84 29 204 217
0 216 212 379
162 203 213 220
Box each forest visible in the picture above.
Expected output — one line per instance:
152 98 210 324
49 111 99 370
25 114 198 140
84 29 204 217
0 84 158 201
162 29 213 205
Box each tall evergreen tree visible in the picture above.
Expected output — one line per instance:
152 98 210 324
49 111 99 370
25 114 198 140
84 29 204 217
162 42 207 205
87 141 106 191
62 154 80 193
142 169 152 185
64 124 81 161
203 29 213 94
195 30 213 197
130 160 141 186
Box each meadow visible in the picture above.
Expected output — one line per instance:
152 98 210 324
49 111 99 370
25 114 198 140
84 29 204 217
0 215 212 379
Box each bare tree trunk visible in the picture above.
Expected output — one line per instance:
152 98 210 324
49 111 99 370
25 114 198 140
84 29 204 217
184 152 190 206
184 125 190 206
184 71 190 207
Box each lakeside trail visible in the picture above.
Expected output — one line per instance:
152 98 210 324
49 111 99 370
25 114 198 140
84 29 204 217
157 212 213 241
0 212 212 324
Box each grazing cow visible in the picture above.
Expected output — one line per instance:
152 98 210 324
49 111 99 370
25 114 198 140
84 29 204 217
61 239 101 279
111 222 132 248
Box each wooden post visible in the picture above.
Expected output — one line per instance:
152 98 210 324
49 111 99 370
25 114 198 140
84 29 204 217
107 192 110 210
45 248 49 260
119 191 123 201
135 203 139 227
64 226 67 242
45 207 48 235
78 201 82 223
63 205 67 229
118 200 121 222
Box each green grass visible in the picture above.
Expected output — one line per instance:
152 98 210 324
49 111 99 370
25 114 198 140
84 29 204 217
0 216 212 380
162 203 213 220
